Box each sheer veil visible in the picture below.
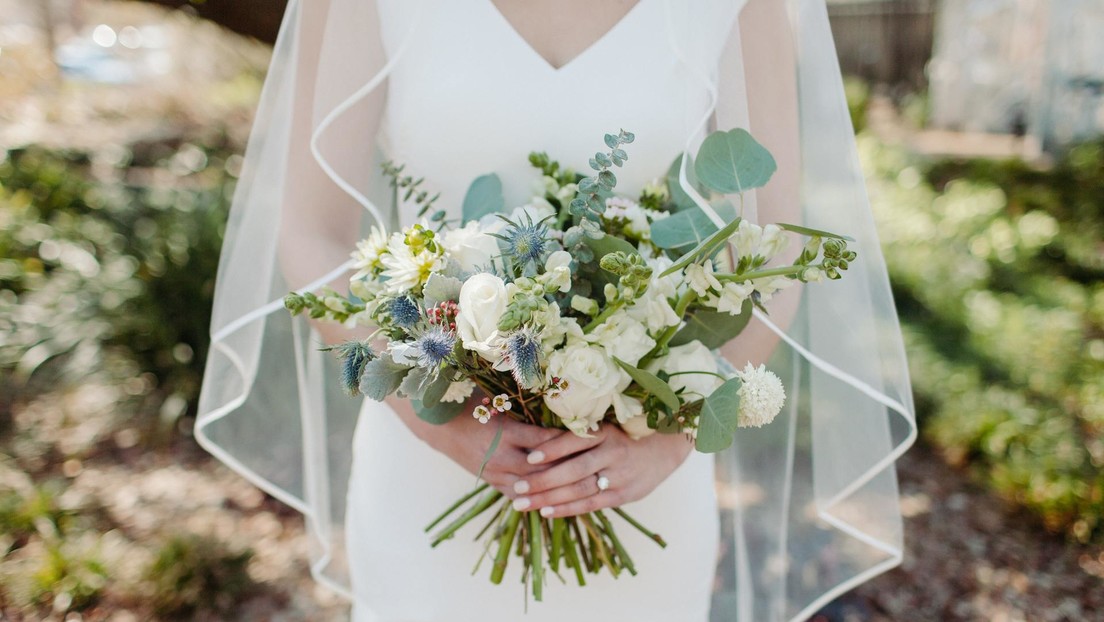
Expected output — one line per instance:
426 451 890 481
195 0 917 619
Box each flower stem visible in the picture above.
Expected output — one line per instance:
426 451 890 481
715 264 805 282
639 289 697 368
491 509 523 584
424 482 490 533
596 510 636 576
529 512 544 601
562 521 586 586
430 488 503 547
612 507 667 547
582 301 622 333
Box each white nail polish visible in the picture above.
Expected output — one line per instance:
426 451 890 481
513 498 530 511
540 506 554 517
513 480 530 494
527 451 545 464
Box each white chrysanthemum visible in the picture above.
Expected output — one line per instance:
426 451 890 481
351 225 390 279
380 233 444 294
686 260 722 296
442 379 475 403
735 363 786 428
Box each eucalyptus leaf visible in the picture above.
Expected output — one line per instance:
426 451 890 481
462 174 505 223
670 299 753 349
413 398 464 424
421 370 453 407
695 378 743 453
666 154 705 212
359 354 410 401
659 207 742 277
583 231 639 261
777 222 855 242
476 420 505 480
613 358 680 412
694 129 777 195
650 200 738 252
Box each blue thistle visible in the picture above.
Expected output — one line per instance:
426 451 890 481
331 341 375 396
504 327 543 389
388 296 421 328
412 326 457 368
492 213 551 267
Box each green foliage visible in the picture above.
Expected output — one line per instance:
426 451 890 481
695 378 742 453
0 141 232 420
843 75 871 133
864 134 1104 540
462 173 506 224
693 128 777 195
670 299 753 350
144 535 257 619
613 357 679 412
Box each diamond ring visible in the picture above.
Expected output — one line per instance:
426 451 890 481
596 474 611 492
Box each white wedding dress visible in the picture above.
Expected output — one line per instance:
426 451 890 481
343 0 738 620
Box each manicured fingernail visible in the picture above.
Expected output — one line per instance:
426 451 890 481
513 480 530 494
527 451 545 464
513 498 531 511
540 506 554 517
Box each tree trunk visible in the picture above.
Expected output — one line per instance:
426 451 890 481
135 0 288 44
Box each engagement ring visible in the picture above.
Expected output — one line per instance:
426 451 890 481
596 474 611 492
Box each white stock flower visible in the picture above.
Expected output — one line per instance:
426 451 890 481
732 220 763 259
442 221 500 272
686 260 722 296
455 273 508 362
626 289 681 332
753 276 792 303
541 250 573 292
759 224 789 261
645 253 681 299
735 363 786 428
711 281 755 316
442 379 476 403
587 312 655 366
380 232 444 294
648 340 724 401
544 343 624 436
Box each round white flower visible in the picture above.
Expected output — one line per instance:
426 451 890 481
648 340 723 401
619 412 656 440
544 343 625 435
443 221 500 272
455 273 508 362
735 363 786 428
587 312 655 366
442 379 475 403
380 232 444 294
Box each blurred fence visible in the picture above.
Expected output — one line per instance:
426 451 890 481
827 0 936 90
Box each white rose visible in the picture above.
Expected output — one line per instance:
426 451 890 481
455 273 508 362
587 312 655 366
443 221 500 272
544 343 624 435
648 340 724 401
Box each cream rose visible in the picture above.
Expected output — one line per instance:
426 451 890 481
442 221 501 272
544 343 625 436
455 273 508 362
648 340 724 401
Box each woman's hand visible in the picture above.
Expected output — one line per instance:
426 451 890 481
387 394 565 498
508 425 694 517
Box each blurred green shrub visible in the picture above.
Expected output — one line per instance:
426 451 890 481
0 139 234 424
864 136 1104 540
843 75 871 133
144 534 257 618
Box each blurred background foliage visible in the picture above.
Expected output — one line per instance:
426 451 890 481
2 0 1103 618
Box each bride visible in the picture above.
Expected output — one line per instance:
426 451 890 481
195 0 918 620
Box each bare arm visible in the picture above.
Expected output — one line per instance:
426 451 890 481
720 0 803 368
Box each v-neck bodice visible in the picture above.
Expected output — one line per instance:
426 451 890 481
375 0 714 222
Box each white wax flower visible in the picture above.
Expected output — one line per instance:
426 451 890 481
455 272 508 362
442 221 500 272
544 343 625 436
735 363 786 428
442 379 476 404
587 312 655 366
648 340 724 401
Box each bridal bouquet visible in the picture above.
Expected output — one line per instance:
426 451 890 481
285 128 855 602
